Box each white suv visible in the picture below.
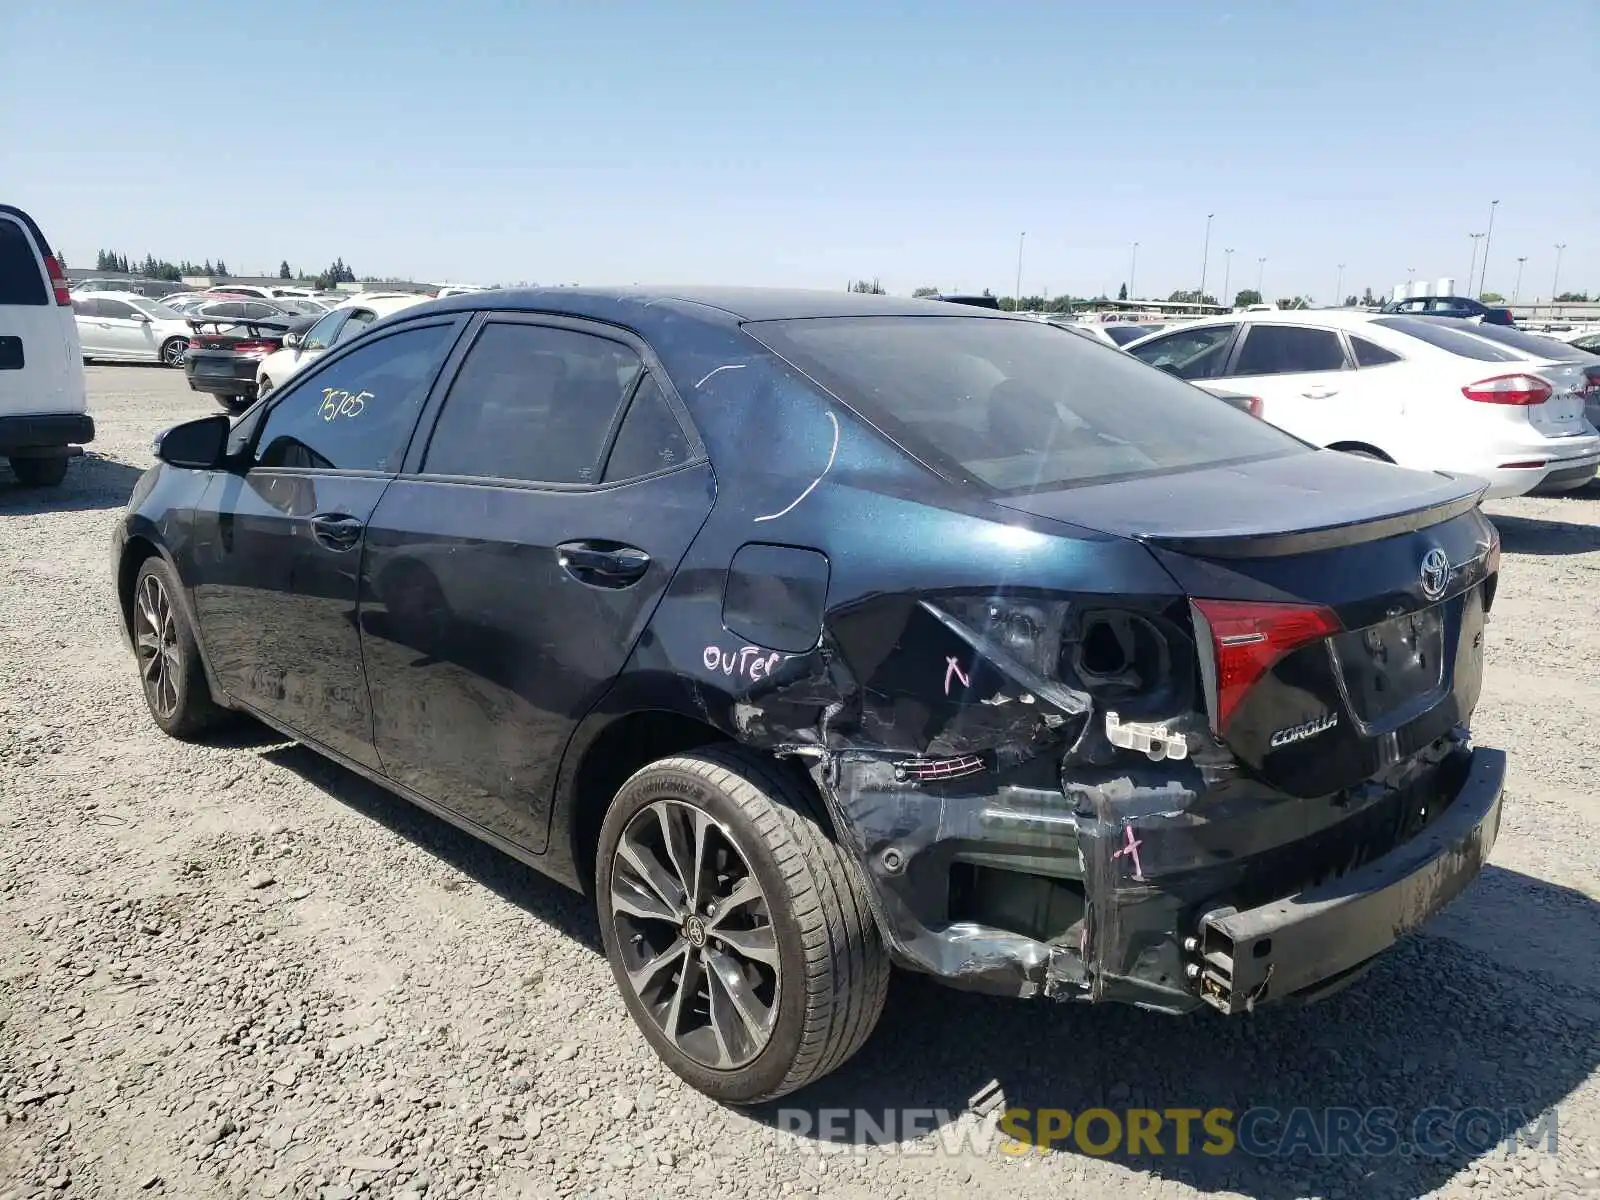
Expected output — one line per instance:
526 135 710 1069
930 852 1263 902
0 204 92 487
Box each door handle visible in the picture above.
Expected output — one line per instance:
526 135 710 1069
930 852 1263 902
1301 388 1339 399
557 541 651 586
310 513 365 552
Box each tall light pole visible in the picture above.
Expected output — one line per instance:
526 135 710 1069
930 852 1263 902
1257 256 1266 295
1335 263 1346 305
1513 256 1527 305
1467 233 1484 296
1198 213 1215 302
1479 199 1500 297
1552 242 1567 302
1222 248 1234 307
1129 241 1139 300
1014 231 1025 312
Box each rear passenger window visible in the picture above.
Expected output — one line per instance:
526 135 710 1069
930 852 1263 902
255 324 455 472
1232 325 1348 375
1352 337 1402 367
99 299 138 320
0 219 47 306
422 323 641 485
602 377 691 482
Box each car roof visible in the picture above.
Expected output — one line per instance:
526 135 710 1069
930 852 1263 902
420 285 1008 327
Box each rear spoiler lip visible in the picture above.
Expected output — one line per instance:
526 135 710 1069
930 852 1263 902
1135 479 1488 559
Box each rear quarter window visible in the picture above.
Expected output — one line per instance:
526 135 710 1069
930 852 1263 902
0 218 48 306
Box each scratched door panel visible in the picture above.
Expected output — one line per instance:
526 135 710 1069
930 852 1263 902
357 464 715 853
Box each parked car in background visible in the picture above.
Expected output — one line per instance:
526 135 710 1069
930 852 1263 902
1444 321 1600 453
73 293 194 368
1564 331 1600 354
1379 294 1516 327
1124 309 1600 496
1069 321 1165 347
255 293 427 398
183 310 305 409
159 293 216 314
118 287 1505 1103
434 284 489 298
0 203 92 487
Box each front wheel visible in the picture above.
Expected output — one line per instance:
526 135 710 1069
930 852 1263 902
160 337 189 368
596 747 889 1104
130 557 227 739
8 455 68 487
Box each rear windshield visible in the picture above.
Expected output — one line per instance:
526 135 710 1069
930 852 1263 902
745 315 1307 492
0 218 47 306
1372 317 1521 362
1436 321 1594 362
1103 324 1154 346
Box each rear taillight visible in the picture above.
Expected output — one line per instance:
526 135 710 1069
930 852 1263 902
1581 368 1600 398
43 254 71 306
1244 397 1263 418
1192 598 1343 731
1462 374 1552 406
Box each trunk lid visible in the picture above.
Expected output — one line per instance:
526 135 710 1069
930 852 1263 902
995 449 1498 796
1527 361 1591 437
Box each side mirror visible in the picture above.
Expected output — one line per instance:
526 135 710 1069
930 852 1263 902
283 331 301 348
153 414 232 470
134 313 152 324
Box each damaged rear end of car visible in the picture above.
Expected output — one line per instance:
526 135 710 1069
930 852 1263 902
672 309 1507 1018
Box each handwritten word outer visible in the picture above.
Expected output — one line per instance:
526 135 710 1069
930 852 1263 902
704 645 785 683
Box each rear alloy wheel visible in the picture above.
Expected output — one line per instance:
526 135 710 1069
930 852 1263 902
131 557 226 739
8 455 68 487
160 337 189 368
596 747 889 1104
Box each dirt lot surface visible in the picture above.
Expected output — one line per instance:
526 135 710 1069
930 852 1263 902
2 365 1598 1200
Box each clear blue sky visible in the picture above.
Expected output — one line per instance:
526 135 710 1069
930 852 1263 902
3 0 1594 301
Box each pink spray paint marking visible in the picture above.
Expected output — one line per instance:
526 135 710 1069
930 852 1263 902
1112 825 1145 881
943 656 970 696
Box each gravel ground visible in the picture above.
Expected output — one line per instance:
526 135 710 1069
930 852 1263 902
2 365 1598 1200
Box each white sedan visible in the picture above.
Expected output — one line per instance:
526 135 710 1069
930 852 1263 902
72 293 194 368
1124 309 1600 497
254 293 427 398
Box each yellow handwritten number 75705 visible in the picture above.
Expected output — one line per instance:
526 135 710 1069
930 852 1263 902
319 389 372 422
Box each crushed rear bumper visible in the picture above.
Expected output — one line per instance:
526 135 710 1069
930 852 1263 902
1194 746 1504 1013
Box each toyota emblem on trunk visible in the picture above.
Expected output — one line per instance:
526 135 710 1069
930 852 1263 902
1419 548 1451 601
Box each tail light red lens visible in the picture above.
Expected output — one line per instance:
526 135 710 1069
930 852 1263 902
1581 368 1600 398
231 341 277 354
1192 598 1343 731
1462 374 1552 405
43 254 71 305
1245 397 1263 418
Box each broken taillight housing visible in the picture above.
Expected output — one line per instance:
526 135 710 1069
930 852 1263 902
1191 598 1343 731
932 594 1072 680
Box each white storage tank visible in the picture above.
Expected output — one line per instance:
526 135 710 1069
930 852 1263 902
1409 279 1431 299
1393 282 1408 302
1436 277 1456 297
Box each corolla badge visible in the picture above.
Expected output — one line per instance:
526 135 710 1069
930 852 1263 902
1419 547 1451 601
1269 712 1339 749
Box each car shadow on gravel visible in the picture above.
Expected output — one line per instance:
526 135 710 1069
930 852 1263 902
1490 513 1600 556
0 452 143 512
258 743 601 950
755 864 1597 1199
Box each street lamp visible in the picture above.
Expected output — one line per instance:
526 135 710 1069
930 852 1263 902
1257 256 1266 294
1222 248 1234 308
1552 242 1567 302
1479 199 1500 297
1129 241 1139 300
1467 233 1484 296
1335 263 1346 305
1513 256 1527 305
1198 213 1215 302
1015 232 1025 312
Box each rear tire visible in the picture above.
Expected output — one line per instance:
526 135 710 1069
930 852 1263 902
596 746 889 1104
131 556 227 740
8 455 68 487
160 337 189 368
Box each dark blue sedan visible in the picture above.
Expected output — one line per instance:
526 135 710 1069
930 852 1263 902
112 287 1506 1103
